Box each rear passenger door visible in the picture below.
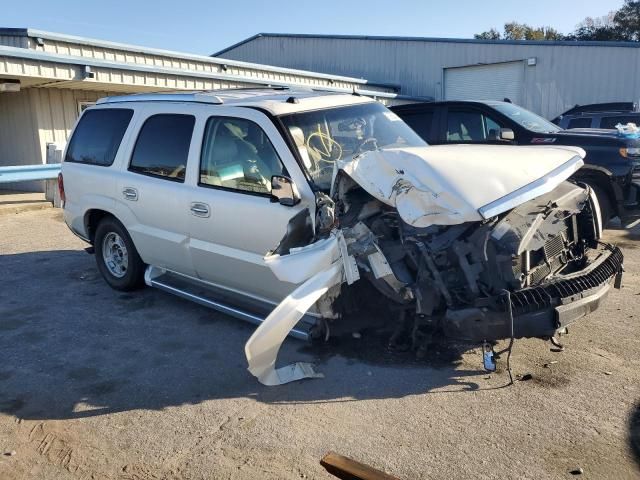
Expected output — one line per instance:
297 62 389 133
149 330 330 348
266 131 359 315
187 109 314 305
444 106 507 144
114 105 198 276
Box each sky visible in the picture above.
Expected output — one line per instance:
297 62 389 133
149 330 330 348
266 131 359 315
3 0 626 56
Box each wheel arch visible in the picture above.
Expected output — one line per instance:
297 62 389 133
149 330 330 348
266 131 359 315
571 166 618 217
84 209 113 243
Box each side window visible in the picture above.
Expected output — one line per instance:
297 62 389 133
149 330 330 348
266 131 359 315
129 114 195 182
65 109 133 166
446 109 503 142
601 115 640 129
484 116 503 140
567 117 593 129
400 111 434 142
200 117 286 194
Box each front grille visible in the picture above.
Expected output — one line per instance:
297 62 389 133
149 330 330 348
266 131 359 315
529 256 564 285
544 233 565 260
509 246 623 313
633 165 640 182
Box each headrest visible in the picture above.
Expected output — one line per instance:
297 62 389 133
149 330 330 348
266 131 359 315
289 126 305 146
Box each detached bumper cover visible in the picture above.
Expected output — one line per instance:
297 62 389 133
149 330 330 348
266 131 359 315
445 246 624 341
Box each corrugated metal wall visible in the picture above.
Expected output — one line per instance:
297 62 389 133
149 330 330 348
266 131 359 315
218 36 640 119
0 34 28 48
0 88 116 191
0 90 42 191
29 88 118 154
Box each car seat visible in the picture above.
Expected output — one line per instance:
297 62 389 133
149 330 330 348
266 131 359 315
288 126 314 169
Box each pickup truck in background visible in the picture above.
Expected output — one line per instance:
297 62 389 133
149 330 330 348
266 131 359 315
552 102 640 130
391 100 640 228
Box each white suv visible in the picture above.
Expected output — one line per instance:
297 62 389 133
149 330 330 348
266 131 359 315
61 88 623 385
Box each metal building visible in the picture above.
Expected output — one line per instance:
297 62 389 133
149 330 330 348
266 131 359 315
214 33 640 119
0 28 397 191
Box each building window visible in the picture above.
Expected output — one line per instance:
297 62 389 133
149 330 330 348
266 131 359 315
77 101 96 115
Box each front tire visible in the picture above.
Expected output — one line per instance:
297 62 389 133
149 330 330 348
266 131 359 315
94 216 145 291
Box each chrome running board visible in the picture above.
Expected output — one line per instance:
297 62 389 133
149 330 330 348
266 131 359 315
144 265 310 341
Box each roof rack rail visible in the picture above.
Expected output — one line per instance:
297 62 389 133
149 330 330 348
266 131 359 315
560 102 638 116
97 92 224 105
202 86 292 92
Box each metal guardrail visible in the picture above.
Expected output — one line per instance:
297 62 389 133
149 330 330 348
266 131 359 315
0 164 61 183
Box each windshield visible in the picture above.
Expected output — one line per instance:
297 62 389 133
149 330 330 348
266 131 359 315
491 103 561 134
280 102 427 191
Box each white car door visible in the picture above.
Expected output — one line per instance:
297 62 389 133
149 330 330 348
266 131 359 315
114 104 199 276
186 107 315 305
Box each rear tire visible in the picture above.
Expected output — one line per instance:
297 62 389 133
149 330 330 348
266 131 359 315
589 184 613 229
94 216 145 291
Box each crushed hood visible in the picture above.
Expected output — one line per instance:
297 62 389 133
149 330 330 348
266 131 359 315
335 144 585 228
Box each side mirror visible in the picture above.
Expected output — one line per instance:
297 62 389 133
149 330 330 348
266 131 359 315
499 128 515 141
270 175 301 207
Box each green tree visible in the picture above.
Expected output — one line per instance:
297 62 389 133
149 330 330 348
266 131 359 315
565 24 624 41
503 22 529 40
614 0 640 40
567 2 640 41
541 27 564 40
473 1 640 43
474 28 501 40
474 22 564 41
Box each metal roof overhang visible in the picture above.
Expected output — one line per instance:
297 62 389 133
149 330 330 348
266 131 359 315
0 45 413 99
213 32 640 57
1 28 372 85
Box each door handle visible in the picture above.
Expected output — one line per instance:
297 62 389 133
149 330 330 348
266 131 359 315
190 202 210 218
122 187 138 201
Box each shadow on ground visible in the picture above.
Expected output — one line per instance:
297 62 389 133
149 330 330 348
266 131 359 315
606 219 640 250
0 249 496 421
631 402 640 470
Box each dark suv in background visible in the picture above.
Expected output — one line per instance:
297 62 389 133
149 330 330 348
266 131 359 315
391 100 640 228
552 102 640 130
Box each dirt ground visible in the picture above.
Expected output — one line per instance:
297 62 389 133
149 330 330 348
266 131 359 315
0 208 639 480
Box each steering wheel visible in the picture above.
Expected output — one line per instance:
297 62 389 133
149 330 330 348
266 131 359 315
306 131 343 163
358 137 379 152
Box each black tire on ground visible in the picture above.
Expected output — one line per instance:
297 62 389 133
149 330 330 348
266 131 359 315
94 216 146 291
589 184 613 229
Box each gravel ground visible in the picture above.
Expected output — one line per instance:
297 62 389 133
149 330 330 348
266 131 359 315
0 209 639 480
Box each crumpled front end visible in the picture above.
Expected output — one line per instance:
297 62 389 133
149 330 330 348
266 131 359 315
245 148 623 386
329 177 623 342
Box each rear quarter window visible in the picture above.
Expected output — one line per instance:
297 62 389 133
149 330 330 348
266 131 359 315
600 115 640 129
65 109 133 166
567 117 592 129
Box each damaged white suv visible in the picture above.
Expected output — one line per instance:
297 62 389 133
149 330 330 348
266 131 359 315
61 88 623 385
